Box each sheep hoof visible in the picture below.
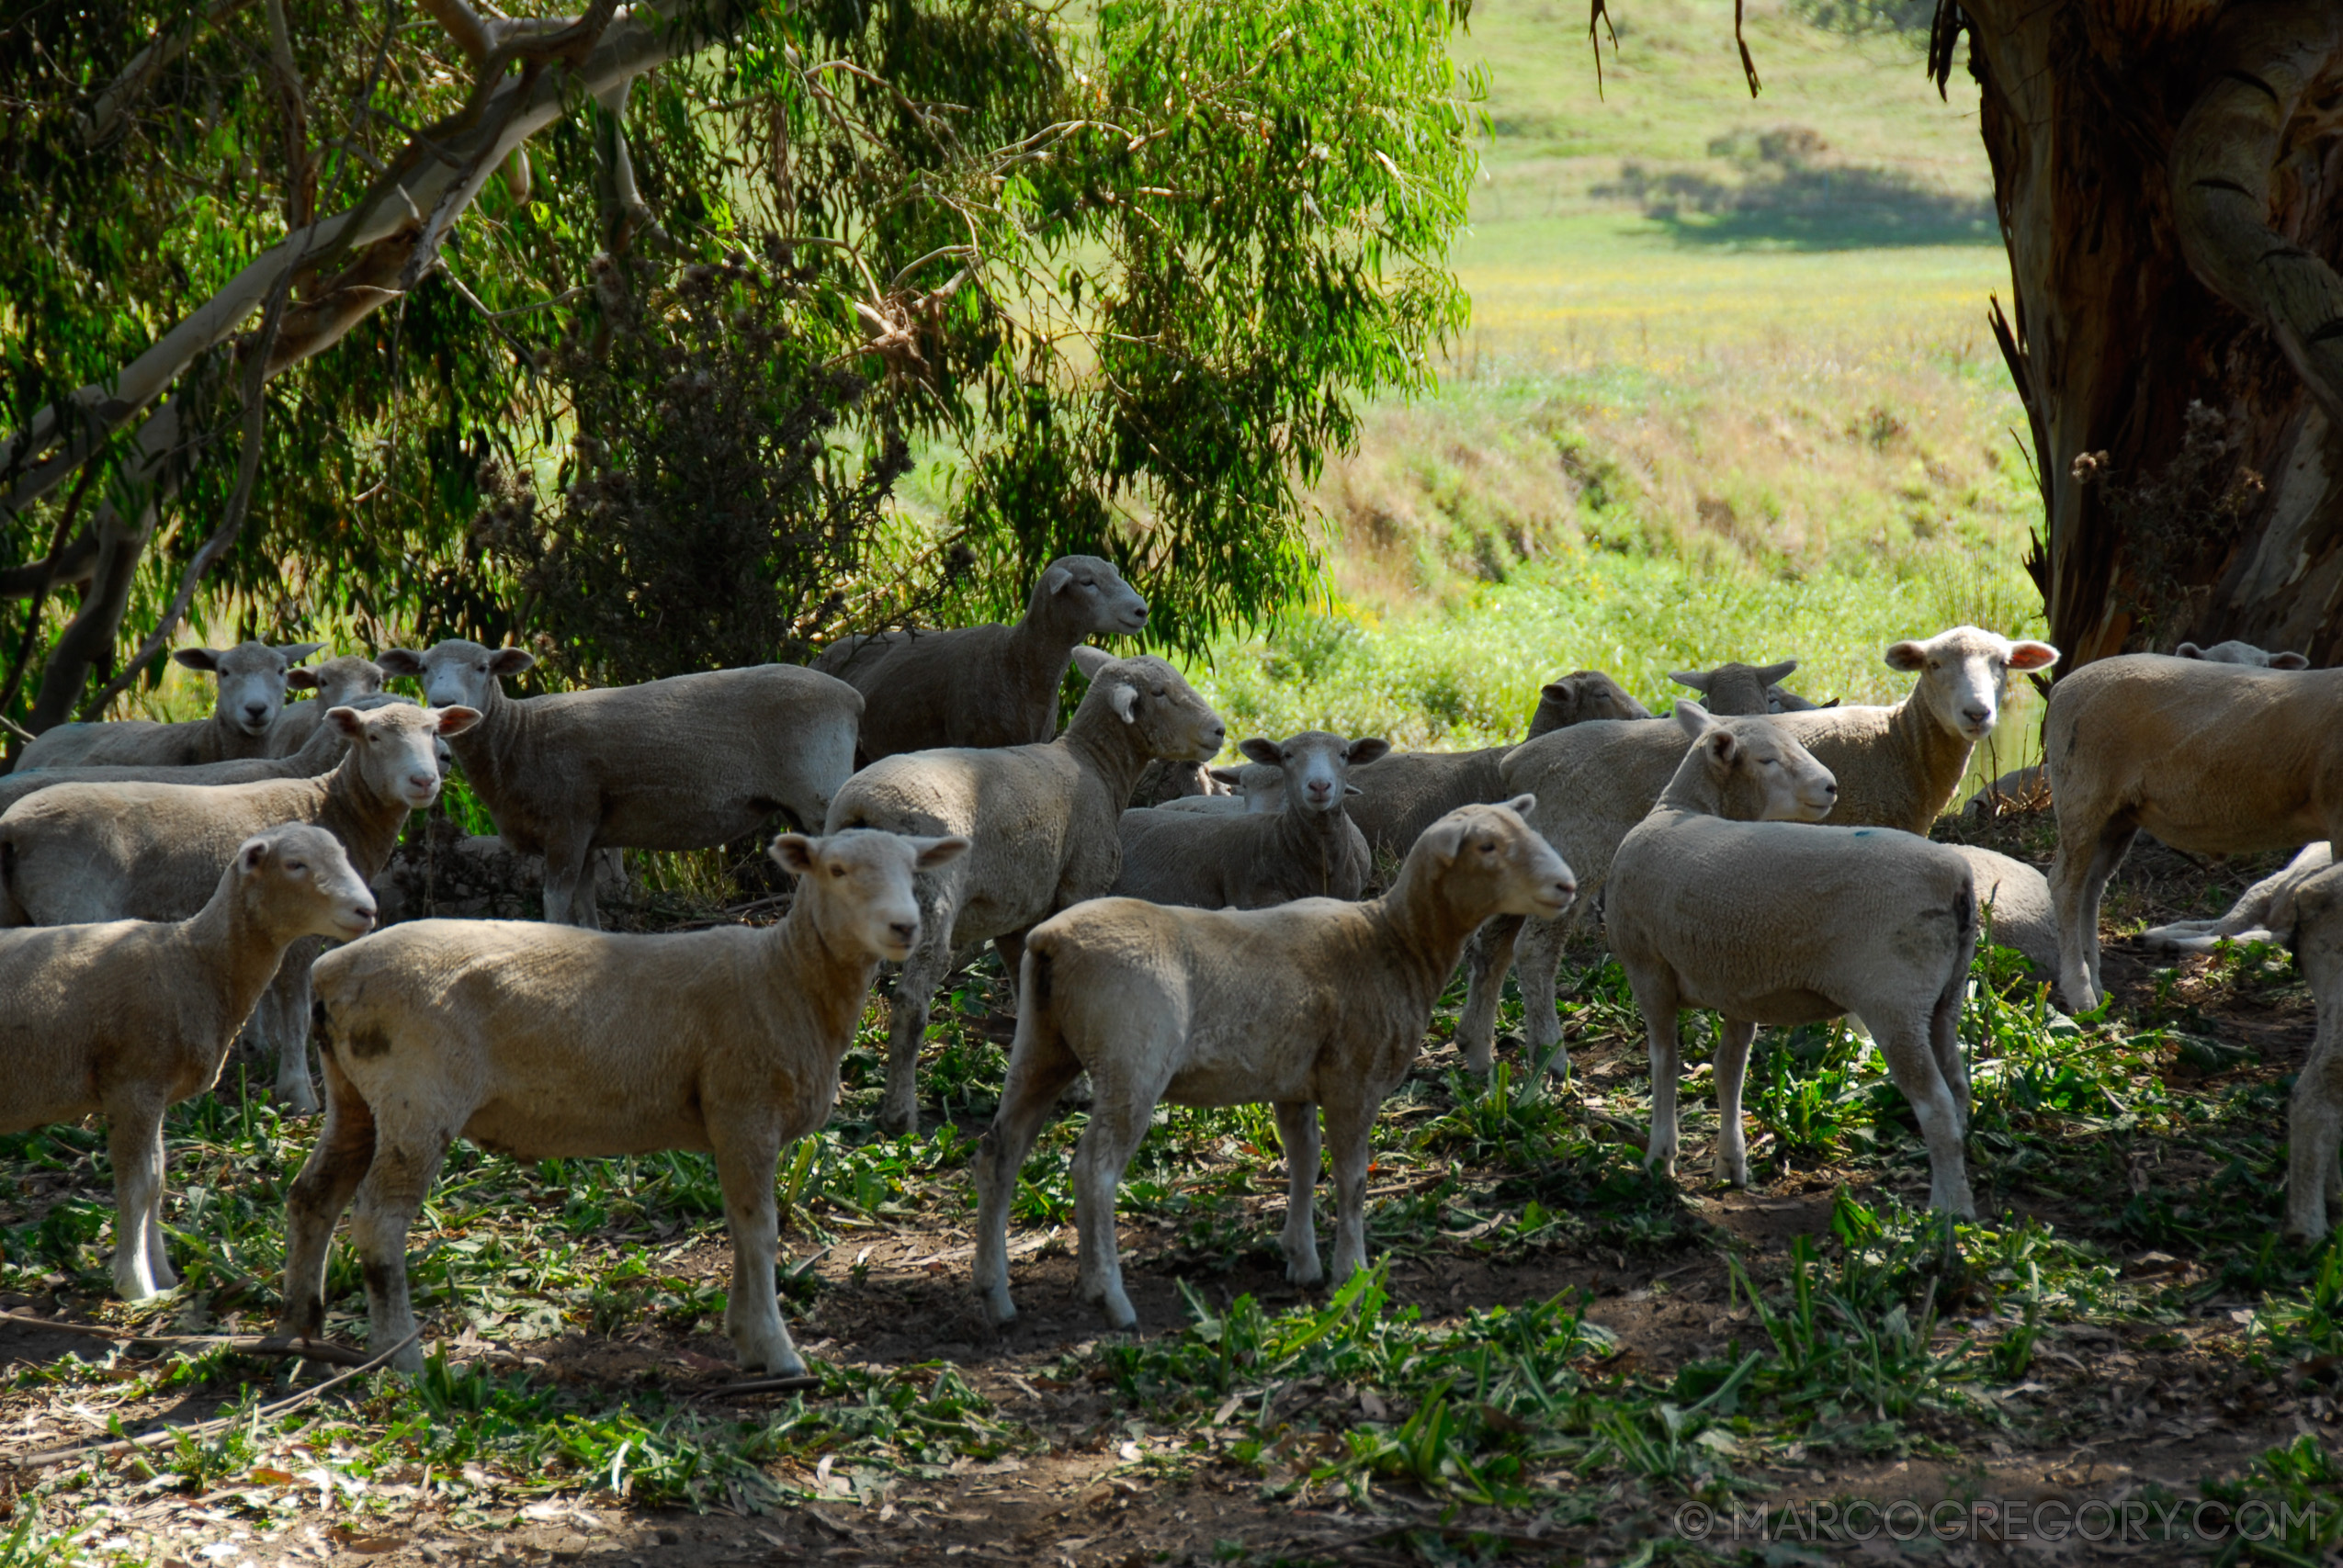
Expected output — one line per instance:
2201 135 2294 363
1101 1293 1137 1332
982 1289 1017 1325
1285 1257 1323 1288
874 1100 918 1135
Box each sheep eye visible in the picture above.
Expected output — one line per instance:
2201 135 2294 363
286 861 306 872
829 865 845 878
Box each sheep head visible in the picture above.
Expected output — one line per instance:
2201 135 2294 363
1405 797 1577 923
1036 555 1149 639
1667 701 1837 822
230 823 378 943
773 828 968 963
1885 626 2060 744
1235 731 1387 816
380 639 535 712
175 638 327 738
1070 652 1225 763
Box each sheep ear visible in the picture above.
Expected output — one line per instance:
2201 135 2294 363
1238 737 1283 766
1671 699 1713 739
241 837 271 872
279 641 326 664
2274 651 2313 670
1042 562 1076 595
434 705 482 738
1884 640 1929 672
378 649 425 677
912 834 972 869
286 669 322 692
1668 669 1709 693
2008 640 2060 671
1705 728 1741 766
1345 784 1364 796
2176 641 2206 660
174 647 225 672
1108 681 1141 724
488 648 537 676
1539 677 1576 703
1070 646 1115 681
1416 817 1468 866
1207 765 1244 786
1756 659 1798 684
1346 737 1391 767
1503 793 1536 815
770 834 819 877
325 706 367 739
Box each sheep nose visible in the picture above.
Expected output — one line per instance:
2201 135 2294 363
243 702 269 721
1824 781 1839 795
354 902 379 923
1961 704 1990 727
889 920 917 943
408 771 437 791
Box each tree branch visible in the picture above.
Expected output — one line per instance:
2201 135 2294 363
81 0 260 149
264 0 316 228
419 0 495 62
0 459 105 735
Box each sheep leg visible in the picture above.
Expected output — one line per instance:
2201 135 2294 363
281 1055 379 1338
1871 1013 1974 1219
972 1012 1082 1325
1273 1101 1323 1286
345 1130 451 1372
2287 1025 2343 1240
267 942 322 1113
1514 915 1572 1067
1455 915 1523 1073
711 1125 798 1374
1070 1090 1154 1331
539 825 596 930
991 931 1025 1009
104 1101 171 1300
1320 1100 1375 1287
1710 1018 1758 1187
2050 815 2135 1012
879 894 958 1135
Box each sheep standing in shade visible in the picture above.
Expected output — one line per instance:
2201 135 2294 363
1606 705 1980 1214
282 829 967 1372
11 639 323 771
2282 863 2343 1237
816 556 1150 763
1113 732 1387 908
2177 639 2312 669
972 800 1575 1329
1 825 375 1299
1668 659 1800 716
268 655 390 758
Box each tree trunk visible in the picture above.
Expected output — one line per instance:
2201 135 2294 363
1951 0 2343 668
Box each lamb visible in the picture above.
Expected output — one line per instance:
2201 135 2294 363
267 656 389 758
971 799 1576 1328
1669 659 1799 716
2178 639 2311 670
1943 844 2059 977
1465 626 2059 1069
814 556 1150 763
0 703 473 1111
0 824 375 1300
1606 705 1980 1215
282 828 968 1372
2044 653 2343 1010
1344 671 1653 862
824 649 1226 1133
2143 843 2335 953
1964 764 2049 818
379 640 862 928
10 639 324 772
2281 862 2343 1237
1154 762 1282 816
1112 732 1388 908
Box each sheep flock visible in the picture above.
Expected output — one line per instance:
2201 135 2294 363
11 567 2343 1390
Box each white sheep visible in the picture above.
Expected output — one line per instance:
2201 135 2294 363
1942 844 2059 978
2177 639 2311 670
2143 843 2335 953
267 656 390 758
0 824 375 1299
379 640 861 928
0 702 357 818
971 799 1576 1328
10 640 324 771
2283 862 2343 1237
1112 732 1388 908
825 649 1226 1133
1963 764 2049 818
1465 626 2058 1070
2044 653 2343 1010
281 828 968 1372
1607 705 1980 1215
815 556 1149 763
0 703 472 1111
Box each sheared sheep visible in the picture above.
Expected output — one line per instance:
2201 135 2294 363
1943 844 2059 977
972 799 1576 1328
2045 653 2343 1010
1465 626 2058 1070
268 656 389 758
1112 732 1388 908
1 824 375 1299
282 828 968 1372
2144 843 2335 953
0 703 473 1111
10 640 324 772
0 702 359 818
1607 705 1980 1214
2283 862 2343 1237
815 556 1149 763
2178 639 2311 670
825 649 1225 1133
379 640 861 929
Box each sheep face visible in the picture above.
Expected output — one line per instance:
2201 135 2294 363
1412 798 1578 921
379 639 536 711
2177 639 2312 669
287 656 388 707
1038 555 1149 637
174 639 326 738
773 829 970 962
1236 731 1389 816
233 823 379 942
1670 701 1838 821
1082 654 1227 762
1670 659 1797 718
1885 626 2060 743
1533 671 1651 733
328 703 481 810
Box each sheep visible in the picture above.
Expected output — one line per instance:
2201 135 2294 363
2282 862 2343 1237
0 703 473 1111
281 828 968 1372
267 656 389 758
1669 659 1799 716
379 640 862 929
10 640 325 772
0 704 357 818
2044 653 2343 1010
368 822 631 926
1154 762 1284 816
1606 705 1980 1215
1464 626 2059 1070
1 824 375 1300
814 556 1150 763
972 799 1574 1327
1943 844 2059 977
825 649 1226 1133
1112 733 1389 908
1130 759 1228 807
2178 639 2312 670
1964 764 2049 818
2143 843 2335 953
1344 671 1653 863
